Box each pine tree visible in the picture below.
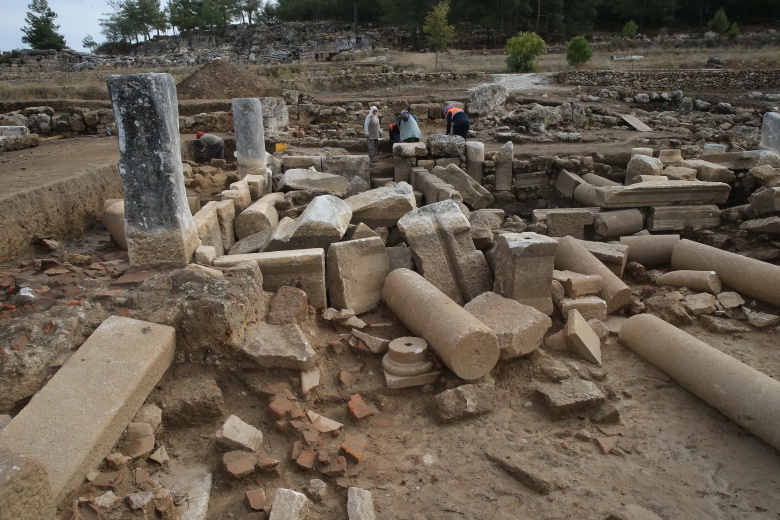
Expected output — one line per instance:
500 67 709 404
423 0 455 71
82 35 99 53
21 0 67 50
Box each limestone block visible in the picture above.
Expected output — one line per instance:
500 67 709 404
234 193 282 240
626 155 663 184
398 200 492 305
202 200 237 252
748 187 780 216
346 182 416 228
427 134 465 157
225 178 252 213
327 237 389 314
269 488 310 520
658 149 683 164
536 379 605 419
382 269 499 380
322 155 370 189
215 415 263 453
760 112 780 154
412 168 462 205
0 448 54 520
647 205 721 231
683 293 718 315
279 168 350 197
532 207 600 224
214 249 326 309
749 165 780 187
194 245 217 265
565 309 602 365
0 316 175 502
434 382 495 422
575 239 629 277
679 159 735 183
553 270 602 297
555 169 586 197
432 164 493 209
464 292 551 359
631 147 653 157
107 73 199 268
573 180 730 209
545 209 594 239
700 150 780 171
267 195 351 251
559 296 608 322
435 157 460 168
592 209 644 238
492 232 557 315
469 84 507 115
229 228 273 255
465 141 485 183
347 487 376 520
282 155 322 171
663 166 698 181
494 141 513 191
0 126 30 136
393 155 415 183
392 142 428 157
241 323 316 370
193 205 225 256
101 200 128 249
740 216 780 233
515 172 550 188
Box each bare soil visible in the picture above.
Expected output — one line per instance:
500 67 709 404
1 71 779 520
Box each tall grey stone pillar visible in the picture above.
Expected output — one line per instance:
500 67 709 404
107 73 200 268
232 98 267 180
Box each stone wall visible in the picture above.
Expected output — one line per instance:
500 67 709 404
557 69 780 91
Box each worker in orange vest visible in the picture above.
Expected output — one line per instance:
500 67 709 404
444 104 470 139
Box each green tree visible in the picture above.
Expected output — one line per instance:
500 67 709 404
622 19 638 37
708 7 729 33
505 31 545 72
21 0 67 50
566 35 592 68
727 21 739 39
82 34 99 52
423 0 455 71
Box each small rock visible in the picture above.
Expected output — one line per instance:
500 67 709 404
351 329 390 354
699 315 753 333
347 487 376 520
93 491 121 510
307 479 328 502
717 291 745 309
536 379 606 419
683 293 718 316
105 452 132 468
268 488 310 520
127 490 153 510
485 450 558 494
267 286 309 326
645 295 693 326
745 310 780 328
133 404 163 431
434 382 495 422
590 404 620 424
149 445 169 465
216 415 264 453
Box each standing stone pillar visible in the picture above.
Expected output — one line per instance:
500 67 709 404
107 73 200 268
232 98 267 181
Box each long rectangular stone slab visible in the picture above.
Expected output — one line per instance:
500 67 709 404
213 249 326 308
575 239 628 277
532 207 601 224
573 181 730 209
648 205 721 231
0 316 175 503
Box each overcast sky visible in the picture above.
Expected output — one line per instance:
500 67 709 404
1 0 114 53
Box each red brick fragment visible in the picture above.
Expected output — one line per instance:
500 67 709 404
340 435 367 463
246 488 268 511
296 448 316 470
348 394 374 420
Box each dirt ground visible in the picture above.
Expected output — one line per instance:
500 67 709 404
1 72 779 520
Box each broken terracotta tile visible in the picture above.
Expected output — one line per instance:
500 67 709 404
320 455 347 477
246 488 269 511
296 448 316 470
339 370 356 387
307 410 343 433
341 435 367 463
347 394 374 421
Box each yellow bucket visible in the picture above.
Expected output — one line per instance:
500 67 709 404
275 143 288 152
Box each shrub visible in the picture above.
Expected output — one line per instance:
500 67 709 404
505 32 546 73
727 22 740 39
708 7 729 33
622 20 638 38
566 36 593 69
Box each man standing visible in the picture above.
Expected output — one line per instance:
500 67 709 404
364 106 381 163
195 131 225 162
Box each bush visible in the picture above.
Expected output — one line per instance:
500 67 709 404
727 22 740 39
708 7 729 33
505 32 546 73
622 20 638 38
566 36 593 69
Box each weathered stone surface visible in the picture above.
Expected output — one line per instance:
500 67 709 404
565 310 602 365
279 168 350 197
346 182 416 228
433 164 493 209
683 293 718 316
740 216 780 233
282 155 322 171
267 286 308 326
412 167 463 205
679 159 735 183
234 193 282 240
101 200 128 249
494 141 513 191
465 141 485 182
748 187 780 216
387 245 414 271
626 155 663 184
546 209 594 239
656 270 721 294
193 204 225 257
158 371 224 428
701 150 780 171
464 292 551 359
593 209 644 238
322 155 371 189
553 270 602 297
746 310 780 328
469 84 507 116
233 98 267 178
241 323 316 370
327 237 389 314
267 195 351 251
606 503 665 520
434 382 495 422
0 447 54 520
269 488 310 520
107 73 200 268
559 296 608 322
648 205 721 231
214 248 327 308
228 228 274 255
485 450 559 494
717 291 745 309
663 165 698 180
644 295 693 326
224 178 252 212
398 200 492 305
427 134 465 157
0 126 29 136
761 112 780 154
347 487 376 520
492 232 557 315
573 180 730 209
0 316 174 502
555 169 586 197
203 200 237 252
216 415 263 453
536 379 606 419
392 142 428 157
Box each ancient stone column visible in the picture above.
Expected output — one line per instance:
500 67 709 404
107 73 199 268
671 239 780 308
382 268 499 380
232 98 267 180
620 314 780 452
620 234 680 266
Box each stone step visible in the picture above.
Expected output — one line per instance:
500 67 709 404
0 316 175 503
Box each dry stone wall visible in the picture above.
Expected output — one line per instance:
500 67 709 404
557 69 780 91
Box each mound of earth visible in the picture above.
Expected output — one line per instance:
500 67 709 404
177 60 269 100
